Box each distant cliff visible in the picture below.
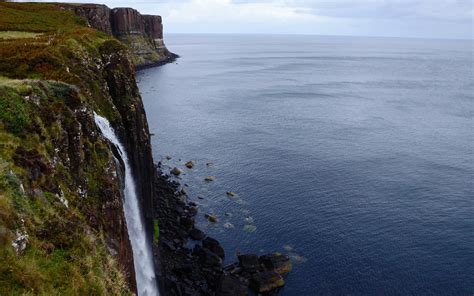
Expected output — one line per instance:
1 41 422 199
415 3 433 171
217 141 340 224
60 3 177 68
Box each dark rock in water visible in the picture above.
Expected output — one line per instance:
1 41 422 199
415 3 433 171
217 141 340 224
189 228 206 241
185 161 194 168
238 254 260 273
171 167 182 175
260 252 292 275
203 237 225 259
250 271 285 294
205 213 218 223
152 170 291 295
217 275 248 296
188 206 198 216
204 176 215 182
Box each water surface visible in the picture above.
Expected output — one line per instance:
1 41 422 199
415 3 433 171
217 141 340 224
138 35 473 295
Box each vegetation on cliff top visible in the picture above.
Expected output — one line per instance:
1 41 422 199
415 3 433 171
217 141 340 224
0 3 141 294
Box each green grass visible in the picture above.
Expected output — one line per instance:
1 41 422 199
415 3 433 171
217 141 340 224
0 82 31 135
0 31 42 40
0 3 86 33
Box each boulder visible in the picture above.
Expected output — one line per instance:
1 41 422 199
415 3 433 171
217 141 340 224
217 275 248 296
204 176 215 182
171 167 183 176
185 161 194 169
195 245 222 267
250 271 285 294
203 237 225 259
226 191 236 197
260 253 292 275
205 214 218 223
238 254 259 273
189 228 206 241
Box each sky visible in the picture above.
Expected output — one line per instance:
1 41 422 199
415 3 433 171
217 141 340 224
18 0 474 39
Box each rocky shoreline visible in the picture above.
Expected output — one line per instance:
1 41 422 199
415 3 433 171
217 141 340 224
135 52 180 71
151 164 292 295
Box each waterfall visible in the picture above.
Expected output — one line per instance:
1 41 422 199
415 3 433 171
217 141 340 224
94 113 159 296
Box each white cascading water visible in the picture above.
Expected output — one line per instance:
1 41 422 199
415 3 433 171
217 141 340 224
94 113 159 296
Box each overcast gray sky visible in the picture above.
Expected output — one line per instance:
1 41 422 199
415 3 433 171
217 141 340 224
23 0 474 39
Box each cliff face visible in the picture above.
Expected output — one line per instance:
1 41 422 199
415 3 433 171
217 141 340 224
0 3 159 294
61 4 175 68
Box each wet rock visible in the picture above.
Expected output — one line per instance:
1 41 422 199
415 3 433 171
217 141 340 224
189 228 206 241
204 176 215 182
243 225 257 233
188 206 198 215
223 222 234 229
289 253 308 264
250 271 285 294
244 216 254 224
195 245 222 267
260 253 292 275
217 275 248 296
203 237 225 259
205 214 218 223
185 161 194 169
238 254 259 273
171 167 183 175
226 191 236 197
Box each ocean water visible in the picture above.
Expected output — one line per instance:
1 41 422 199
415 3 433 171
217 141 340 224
137 35 474 295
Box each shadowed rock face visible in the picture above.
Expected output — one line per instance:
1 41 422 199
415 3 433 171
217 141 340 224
67 4 113 35
111 8 145 35
143 15 163 40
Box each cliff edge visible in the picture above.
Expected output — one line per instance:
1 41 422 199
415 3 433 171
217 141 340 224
0 3 158 294
60 3 177 68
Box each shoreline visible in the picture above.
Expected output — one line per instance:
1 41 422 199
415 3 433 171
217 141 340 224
135 52 180 71
151 164 292 295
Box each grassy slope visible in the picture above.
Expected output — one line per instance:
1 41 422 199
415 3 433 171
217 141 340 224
0 3 135 295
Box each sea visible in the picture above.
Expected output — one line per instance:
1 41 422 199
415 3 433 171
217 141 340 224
137 34 473 295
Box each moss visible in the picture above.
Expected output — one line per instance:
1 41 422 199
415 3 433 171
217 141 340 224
0 85 31 135
153 219 160 244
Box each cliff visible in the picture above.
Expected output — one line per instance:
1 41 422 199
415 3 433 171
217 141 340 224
60 3 177 68
0 3 291 295
0 3 157 294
